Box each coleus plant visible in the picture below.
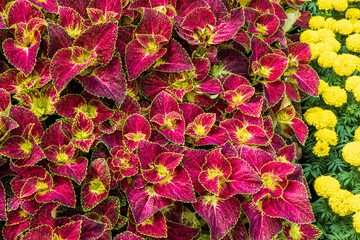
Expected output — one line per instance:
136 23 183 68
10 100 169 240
0 0 320 239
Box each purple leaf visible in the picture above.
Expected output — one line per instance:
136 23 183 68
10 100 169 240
193 196 241 240
53 220 82 240
114 232 145 240
35 175 75 207
49 157 88 185
126 186 173 225
7 0 44 27
153 39 194 72
22 224 52 240
78 56 126 107
0 181 6 220
92 196 120 229
242 200 282 240
71 215 106 240
136 211 167 237
74 22 118 64
3 32 40 76
126 40 166 80
47 23 73 58
81 158 110 211
51 46 96 92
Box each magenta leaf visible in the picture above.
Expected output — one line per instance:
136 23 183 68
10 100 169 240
22 224 52 240
262 181 315 223
0 181 6 220
77 56 126 107
283 222 322 240
114 231 145 240
92 196 120 229
49 157 88 185
51 46 97 92
242 200 283 240
240 145 275 172
223 220 249 240
29 0 58 13
140 72 169 100
71 215 106 240
3 32 40 76
42 122 70 149
136 211 167 237
123 114 151 152
0 136 32 159
193 196 241 240
194 126 229 146
288 42 311 65
135 8 172 40
137 140 167 170
54 94 86 118
186 113 216 138
9 106 44 140
47 23 73 58
211 8 244 44
81 158 110 211
53 220 82 240
290 64 319 97
7 0 44 27
256 54 288 81
74 22 118 64
153 39 194 72
126 40 166 80
35 175 75 207
217 48 249 77
58 6 86 38
153 166 196 202
87 0 122 23
71 112 95 152
3 220 30 240
126 186 173 225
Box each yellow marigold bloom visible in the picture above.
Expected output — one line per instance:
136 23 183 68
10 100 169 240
354 127 360 141
318 28 336 41
333 54 359 76
324 38 341 52
314 175 341 198
300 30 320 44
342 142 360 166
314 129 338 145
318 51 337 68
317 0 333 11
313 140 330 157
332 0 348 11
318 79 329 95
352 85 360 101
304 107 337 130
324 18 338 32
322 86 348 107
346 34 360 52
345 75 360 92
309 16 325 30
346 8 360 19
309 43 320 60
336 19 354 35
353 212 360 233
349 194 360 212
354 20 360 33
329 189 354 216
342 141 360 166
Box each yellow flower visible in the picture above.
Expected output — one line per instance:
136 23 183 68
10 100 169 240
300 30 320 44
346 34 360 52
317 0 333 10
318 79 329 95
317 51 337 68
346 8 360 19
345 75 360 92
332 0 348 12
352 85 360 101
354 20 360 33
333 54 359 76
335 19 353 35
342 141 360 166
324 18 338 32
309 16 325 30
314 175 341 198
304 107 337 130
314 128 338 145
354 127 360 141
322 86 348 107
349 194 360 212
324 38 341 52
329 189 354 216
309 43 320 60
318 28 336 41
353 212 360 233
313 140 330 157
